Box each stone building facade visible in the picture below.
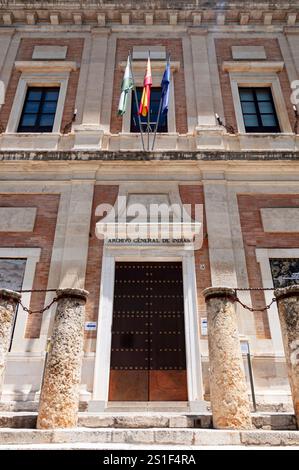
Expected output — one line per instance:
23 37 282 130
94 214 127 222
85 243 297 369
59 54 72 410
0 0 299 412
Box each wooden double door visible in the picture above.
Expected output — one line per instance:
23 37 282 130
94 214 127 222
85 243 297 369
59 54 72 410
109 262 188 401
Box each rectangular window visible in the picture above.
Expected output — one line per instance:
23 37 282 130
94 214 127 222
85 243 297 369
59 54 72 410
239 87 280 133
17 86 60 133
130 87 168 133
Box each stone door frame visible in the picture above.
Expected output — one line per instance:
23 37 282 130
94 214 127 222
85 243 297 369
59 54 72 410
91 244 203 411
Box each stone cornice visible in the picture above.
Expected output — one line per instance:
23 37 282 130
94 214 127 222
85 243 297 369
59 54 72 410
0 1 298 10
0 150 299 162
0 1 298 28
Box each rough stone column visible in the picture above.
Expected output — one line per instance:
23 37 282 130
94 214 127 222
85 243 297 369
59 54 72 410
0 289 21 390
203 287 252 429
274 285 299 428
37 288 88 429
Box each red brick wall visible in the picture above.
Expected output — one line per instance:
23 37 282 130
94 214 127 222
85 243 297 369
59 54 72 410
215 38 295 132
0 194 60 337
179 185 211 335
110 39 188 134
84 185 119 344
0 38 84 132
238 194 299 339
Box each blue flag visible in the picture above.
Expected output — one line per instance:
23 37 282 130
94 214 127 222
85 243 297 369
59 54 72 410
161 60 170 115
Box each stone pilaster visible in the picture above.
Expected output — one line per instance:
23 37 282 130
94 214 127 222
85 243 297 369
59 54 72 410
37 288 88 429
274 285 299 428
203 287 252 429
0 289 21 390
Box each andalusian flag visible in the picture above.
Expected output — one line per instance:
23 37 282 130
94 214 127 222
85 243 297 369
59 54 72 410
118 56 133 116
138 56 152 117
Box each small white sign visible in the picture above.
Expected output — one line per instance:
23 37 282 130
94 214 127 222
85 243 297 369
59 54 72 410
201 318 207 336
84 321 97 331
240 341 250 354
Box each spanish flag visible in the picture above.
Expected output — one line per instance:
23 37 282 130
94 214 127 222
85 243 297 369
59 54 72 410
138 56 152 117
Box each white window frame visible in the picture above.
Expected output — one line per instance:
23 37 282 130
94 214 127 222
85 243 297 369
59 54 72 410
6 72 70 134
229 72 292 134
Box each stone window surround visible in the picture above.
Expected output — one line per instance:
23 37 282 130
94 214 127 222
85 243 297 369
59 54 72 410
6 61 77 134
255 248 299 356
0 247 41 353
120 60 180 134
223 61 292 134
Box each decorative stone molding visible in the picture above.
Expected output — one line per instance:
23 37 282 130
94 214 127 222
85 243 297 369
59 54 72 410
49 13 60 25
26 12 36 25
2 12 13 25
192 13 202 26
287 13 297 26
264 12 273 26
14 61 78 73
145 13 154 25
222 61 285 74
0 2 297 28
97 13 106 26
239 12 250 25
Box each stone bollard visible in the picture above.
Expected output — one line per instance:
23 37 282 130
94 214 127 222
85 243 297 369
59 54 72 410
203 287 252 429
37 288 88 429
0 289 21 390
274 285 299 428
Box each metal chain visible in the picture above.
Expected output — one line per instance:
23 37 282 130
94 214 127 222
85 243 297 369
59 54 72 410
15 286 279 315
233 293 276 312
18 297 58 315
232 287 278 312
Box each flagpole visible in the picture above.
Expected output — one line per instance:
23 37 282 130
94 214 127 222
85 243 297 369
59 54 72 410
147 50 150 152
128 51 145 152
151 53 170 151
151 96 163 152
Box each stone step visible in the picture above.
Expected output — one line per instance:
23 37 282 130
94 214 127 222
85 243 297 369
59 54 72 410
0 412 296 430
0 400 293 413
0 428 298 447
